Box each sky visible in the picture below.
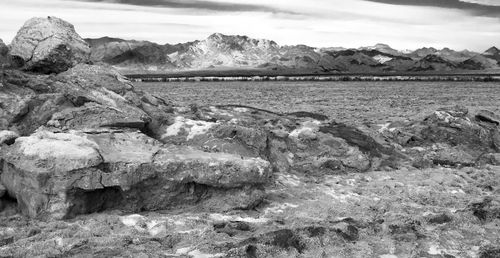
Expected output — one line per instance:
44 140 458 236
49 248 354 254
0 0 499 51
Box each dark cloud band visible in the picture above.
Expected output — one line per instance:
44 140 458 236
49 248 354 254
75 0 294 14
362 0 500 17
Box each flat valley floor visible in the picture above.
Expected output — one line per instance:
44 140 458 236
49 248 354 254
135 81 500 126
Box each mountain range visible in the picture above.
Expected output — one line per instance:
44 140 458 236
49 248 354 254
84 33 500 74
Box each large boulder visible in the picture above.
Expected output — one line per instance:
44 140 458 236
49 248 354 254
0 129 271 219
9 16 90 74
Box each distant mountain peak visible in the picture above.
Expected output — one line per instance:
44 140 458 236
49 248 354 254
374 43 391 48
83 32 498 73
205 33 278 49
207 32 238 41
85 36 127 46
484 46 500 55
359 43 400 56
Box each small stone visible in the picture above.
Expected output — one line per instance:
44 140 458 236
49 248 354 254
426 213 453 224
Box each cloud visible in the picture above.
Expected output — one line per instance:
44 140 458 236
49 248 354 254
73 0 295 14
362 0 500 17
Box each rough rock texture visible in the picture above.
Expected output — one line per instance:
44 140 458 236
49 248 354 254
0 39 8 66
161 105 405 175
0 64 173 136
0 60 273 219
1 129 270 219
0 130 19 145
380 105 500 168
9 17 90 73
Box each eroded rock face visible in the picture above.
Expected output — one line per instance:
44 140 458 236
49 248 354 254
9 16 90 73
162 105 404 174
1 129 271 219
0 130 18 145
381 105 500 167
0 39 8 66
0 64 173 136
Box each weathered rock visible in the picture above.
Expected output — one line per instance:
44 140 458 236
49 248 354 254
59 63 133 94
161 115 267 158
47 102 146 130
436 105 468 118
0 39 8 67
383 107 500 167
55 64 174 136
0 235 13 247
9 16 90 74
479 153 500 165
468 196 500 222
429 146 476 167
0 64 172 135
479 245 500 258
0 183 5 199
0 130 19 145
0 129 271 218
476 110 500 126
161 105 403 174
425 213 453 224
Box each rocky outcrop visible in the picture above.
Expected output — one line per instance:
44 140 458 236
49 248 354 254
0 64 173 136
161 105 404 174
0 17 273 219
0 39 8 67
0 65 273 218
0 130 18 145
9 17 90 74
380 105 500 167
1 129 270 219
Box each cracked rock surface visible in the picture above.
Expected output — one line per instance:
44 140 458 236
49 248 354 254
9 16 90 74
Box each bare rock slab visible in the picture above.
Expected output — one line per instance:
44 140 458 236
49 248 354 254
0 129 271 219
9 16 90 74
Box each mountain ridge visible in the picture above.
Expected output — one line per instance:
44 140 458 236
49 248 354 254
84 33 500 74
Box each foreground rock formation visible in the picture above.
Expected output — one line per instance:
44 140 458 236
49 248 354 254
0 17 499 257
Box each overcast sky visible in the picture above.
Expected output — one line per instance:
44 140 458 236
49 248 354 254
1 0 499 51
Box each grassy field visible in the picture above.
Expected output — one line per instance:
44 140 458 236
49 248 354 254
134 81 500 125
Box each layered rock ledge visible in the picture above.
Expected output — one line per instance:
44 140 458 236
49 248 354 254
1 129 270 219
